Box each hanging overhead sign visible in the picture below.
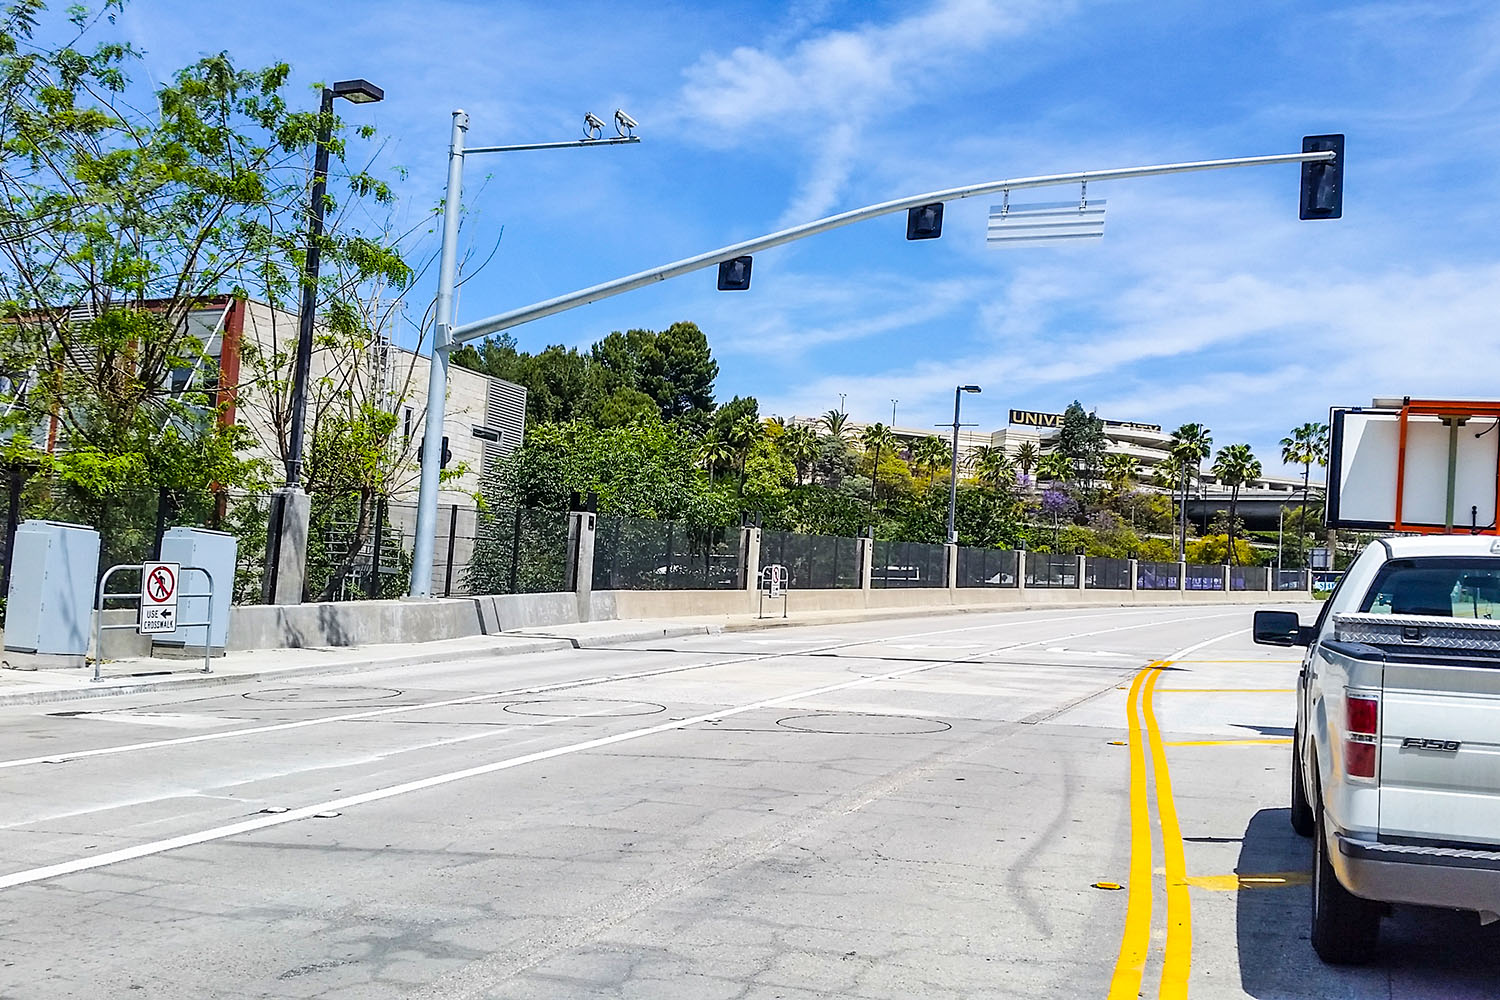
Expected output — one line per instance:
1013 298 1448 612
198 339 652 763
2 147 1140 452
988 195 1107 247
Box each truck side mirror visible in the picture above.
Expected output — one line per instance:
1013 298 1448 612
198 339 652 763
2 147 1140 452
1254 610 1310 647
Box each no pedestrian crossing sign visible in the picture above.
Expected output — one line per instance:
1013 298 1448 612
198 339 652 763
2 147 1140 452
139 561 179 635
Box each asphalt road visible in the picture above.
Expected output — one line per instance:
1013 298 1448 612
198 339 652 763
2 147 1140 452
1 605 1495 999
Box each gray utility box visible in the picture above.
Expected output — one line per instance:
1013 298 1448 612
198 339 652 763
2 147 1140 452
3 520 101 667
153 526 237 653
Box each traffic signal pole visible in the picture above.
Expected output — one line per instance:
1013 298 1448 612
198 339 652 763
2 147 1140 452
409 139 1338 598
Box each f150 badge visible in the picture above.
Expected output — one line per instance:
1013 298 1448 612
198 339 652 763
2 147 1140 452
1401 738 1462 752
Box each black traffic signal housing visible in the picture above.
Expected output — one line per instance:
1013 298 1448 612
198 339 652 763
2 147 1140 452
1300 134 1344 220
906 202 944 240
717 256 753 291
418 435 452 469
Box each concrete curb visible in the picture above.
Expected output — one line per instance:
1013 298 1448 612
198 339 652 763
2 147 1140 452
506 623 720 648
715 597 1315 633
0 636 572 709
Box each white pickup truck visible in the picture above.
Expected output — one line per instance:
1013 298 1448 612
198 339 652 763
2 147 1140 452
1254 535 1500 964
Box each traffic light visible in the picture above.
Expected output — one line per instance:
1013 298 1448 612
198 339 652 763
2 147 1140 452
418 435 452 469
717 256 753 291
906 202 944 240
1300 134 1344 220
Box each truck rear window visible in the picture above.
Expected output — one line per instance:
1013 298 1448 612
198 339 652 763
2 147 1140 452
1360 557 1500 618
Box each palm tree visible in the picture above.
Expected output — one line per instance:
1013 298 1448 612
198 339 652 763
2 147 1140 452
698 436 734 484
974 446 1014 488
780 425 818 486
819 409 851 440
913 436 952 486
1014 441 1039 489
725 414 762 496
1036 451 1072 484
860 422 897 516
1280 421 1328 565
1170 423 1212 559
1212 443 1262 564
1102 453 1137 493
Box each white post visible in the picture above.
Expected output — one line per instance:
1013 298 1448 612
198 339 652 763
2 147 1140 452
1129 558 1139 593
409 110 468 598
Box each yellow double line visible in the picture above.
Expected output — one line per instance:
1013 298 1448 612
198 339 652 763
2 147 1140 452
1108 662 1192 1000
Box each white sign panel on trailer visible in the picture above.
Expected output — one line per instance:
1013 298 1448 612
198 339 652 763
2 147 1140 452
139 561 179 635
1327 406 1500 531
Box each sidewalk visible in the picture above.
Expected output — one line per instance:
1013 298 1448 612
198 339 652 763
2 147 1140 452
0 620 719 708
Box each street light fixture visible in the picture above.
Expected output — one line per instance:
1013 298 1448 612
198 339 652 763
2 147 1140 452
946 385 981 544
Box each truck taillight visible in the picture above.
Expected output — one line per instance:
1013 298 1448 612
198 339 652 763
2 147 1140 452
1346 693 1379 779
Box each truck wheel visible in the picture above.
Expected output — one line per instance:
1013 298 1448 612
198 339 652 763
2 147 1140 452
1290 730 1314 837
1311 807 1381 964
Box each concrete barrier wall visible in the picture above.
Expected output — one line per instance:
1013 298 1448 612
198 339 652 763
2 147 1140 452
609 585 1303 620
68 585 1306 656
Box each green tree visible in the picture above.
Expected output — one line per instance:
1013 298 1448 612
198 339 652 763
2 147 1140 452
0 1 408 553
779 425 818 485
1036 451 1072 484
1102 453 1137 493
1057 401 1106 487
860 422 897 517
585 323 718 428
452 335 589 424
1014 441 1039 487
1211 443 1261 564
912 436 952 486
1280 420 1329 562
973 446 1013 488
724 413 762 496
1169 423 1213 557
819 409 851 440
697 436 734 483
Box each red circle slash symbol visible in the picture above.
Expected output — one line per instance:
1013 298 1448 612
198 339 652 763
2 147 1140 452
147 567 175 603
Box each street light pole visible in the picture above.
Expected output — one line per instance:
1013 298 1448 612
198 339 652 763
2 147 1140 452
946 385 980 544
264 79 382 607
285 79 384 488
407 111 641 599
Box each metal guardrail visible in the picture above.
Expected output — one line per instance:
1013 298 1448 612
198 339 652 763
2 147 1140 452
93 563 216 681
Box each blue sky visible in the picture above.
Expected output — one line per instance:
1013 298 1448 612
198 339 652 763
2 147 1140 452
118 0 1500 473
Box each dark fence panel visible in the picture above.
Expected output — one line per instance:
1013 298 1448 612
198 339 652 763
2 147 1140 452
956 547 1018 588
1185 563 1225 591
1276 569 1309 592
592 515 741 591
1230 566 1269 591
759 529 860 589
1026 552 1077 588
1085 556 1132 590
463 505 571 596
1137 561 1180 591
871 540 946 588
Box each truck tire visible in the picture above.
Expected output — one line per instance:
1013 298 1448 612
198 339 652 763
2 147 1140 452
1311 807 1381 964
1290 729 1314 837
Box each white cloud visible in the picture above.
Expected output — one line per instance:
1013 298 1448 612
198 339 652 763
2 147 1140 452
674 0 1067 220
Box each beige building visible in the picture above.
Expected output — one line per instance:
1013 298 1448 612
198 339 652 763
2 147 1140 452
169 296 525 507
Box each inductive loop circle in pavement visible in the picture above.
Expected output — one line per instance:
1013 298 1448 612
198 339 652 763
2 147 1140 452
0 607 1238 774
775 712 953 735
502 698 666 718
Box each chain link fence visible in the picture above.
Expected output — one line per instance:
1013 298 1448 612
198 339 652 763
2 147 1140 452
871 540 947 588
592 515 741 591
955 547 1018 588
759 529 860 589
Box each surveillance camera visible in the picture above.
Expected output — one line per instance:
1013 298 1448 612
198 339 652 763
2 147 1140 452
614 109 638 135
583 112 605 139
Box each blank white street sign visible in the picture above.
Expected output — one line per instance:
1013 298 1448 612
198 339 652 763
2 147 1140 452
988 199 1107 246
139 561 179 635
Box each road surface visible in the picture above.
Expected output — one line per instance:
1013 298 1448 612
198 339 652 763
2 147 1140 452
0 605 1494 998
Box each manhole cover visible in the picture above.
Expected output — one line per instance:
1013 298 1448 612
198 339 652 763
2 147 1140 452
775 713 952 735
243 686 404 703
503 698 666 718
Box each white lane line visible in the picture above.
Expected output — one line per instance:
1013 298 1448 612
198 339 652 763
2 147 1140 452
0 607 1197 772
0 610 1237 891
